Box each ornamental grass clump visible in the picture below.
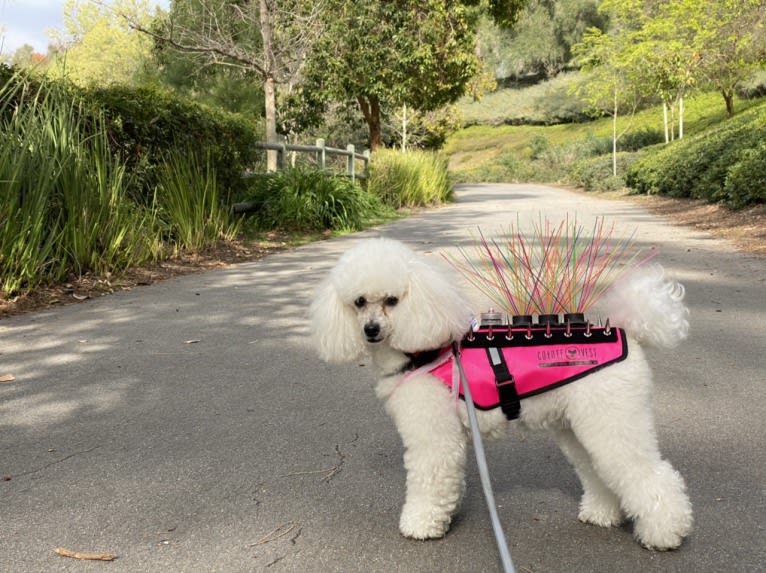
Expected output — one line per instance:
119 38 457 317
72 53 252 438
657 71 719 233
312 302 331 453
155 148 241 254
368 149 452 208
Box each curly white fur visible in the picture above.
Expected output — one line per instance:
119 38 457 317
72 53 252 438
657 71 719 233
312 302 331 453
310 237 693 551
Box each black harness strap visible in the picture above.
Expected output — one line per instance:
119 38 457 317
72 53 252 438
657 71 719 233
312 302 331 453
397 347 449 375
485 347 521 420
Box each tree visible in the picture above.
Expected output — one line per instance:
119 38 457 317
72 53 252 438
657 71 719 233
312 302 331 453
572 24 645 175
149 4 264 117
477 0 606 80
299 0 526 150
128 0 325 170
50 0 158 87
686 0 766 117
580 0 765 135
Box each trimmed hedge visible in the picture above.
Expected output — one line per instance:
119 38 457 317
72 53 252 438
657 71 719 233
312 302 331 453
625 101 766 208
89 85 261 203
0 65 262 203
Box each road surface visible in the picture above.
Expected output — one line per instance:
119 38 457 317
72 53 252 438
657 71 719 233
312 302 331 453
2 184 764 572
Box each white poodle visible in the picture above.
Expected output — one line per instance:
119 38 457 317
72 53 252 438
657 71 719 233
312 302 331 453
309 237 693 551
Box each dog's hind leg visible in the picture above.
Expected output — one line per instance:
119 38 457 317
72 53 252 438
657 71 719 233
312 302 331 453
568 414 693 550
550 428 624 527
383 376 467 540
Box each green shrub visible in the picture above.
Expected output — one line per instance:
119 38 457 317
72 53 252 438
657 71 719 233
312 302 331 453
88 85 261 203
626 101 766 205
367 149 452 207
722 144 766 208
620 128 664 151
243 169 388 232
529 135 550 160
458 72 590 127
570 152 640 192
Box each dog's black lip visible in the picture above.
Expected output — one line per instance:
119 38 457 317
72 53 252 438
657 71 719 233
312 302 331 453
366 336 384 343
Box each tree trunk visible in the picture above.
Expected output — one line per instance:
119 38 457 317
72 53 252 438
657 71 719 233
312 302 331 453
722 89 735 118
259 0 278 171
678 96 684 139
612 88 618 177
357 95 382 151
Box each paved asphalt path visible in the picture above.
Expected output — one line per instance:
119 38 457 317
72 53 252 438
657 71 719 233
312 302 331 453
2 183 765 573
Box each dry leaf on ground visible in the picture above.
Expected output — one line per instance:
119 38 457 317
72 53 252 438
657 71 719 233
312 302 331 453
54 547 118 561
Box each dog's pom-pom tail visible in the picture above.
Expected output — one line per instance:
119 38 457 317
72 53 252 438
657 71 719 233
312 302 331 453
602 264 689 349
309 277 366 363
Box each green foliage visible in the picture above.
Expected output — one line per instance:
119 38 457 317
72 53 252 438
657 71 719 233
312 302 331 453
620 128 665 151
0 71 162 296
155 148 241 253
737 69 766 99
570 152 640 192
151 1 265 117
722 144 766 207
625 100 766 206
242 170 389 232
477 0 606 79
301 1 482 148
367 150 453 207
49 0 157 87
87 84 262 202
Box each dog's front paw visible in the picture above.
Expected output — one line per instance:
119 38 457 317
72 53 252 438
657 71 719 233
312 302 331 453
633 512 693 551
399 503 452 540
578 495 625 528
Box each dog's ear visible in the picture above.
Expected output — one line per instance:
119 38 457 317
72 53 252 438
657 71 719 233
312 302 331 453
310 275 366 363
390 258 473 352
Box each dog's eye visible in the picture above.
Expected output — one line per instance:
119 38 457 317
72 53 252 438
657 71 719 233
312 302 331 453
354 296 367 308
384 296 399 307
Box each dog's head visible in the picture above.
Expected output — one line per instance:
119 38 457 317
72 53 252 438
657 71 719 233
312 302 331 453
309 238 473 363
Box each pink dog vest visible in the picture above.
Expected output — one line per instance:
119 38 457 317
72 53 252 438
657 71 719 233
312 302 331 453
408 324 628 420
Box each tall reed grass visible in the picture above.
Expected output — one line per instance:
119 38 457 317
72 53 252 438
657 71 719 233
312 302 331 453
155 148 240 253
0 74 162 296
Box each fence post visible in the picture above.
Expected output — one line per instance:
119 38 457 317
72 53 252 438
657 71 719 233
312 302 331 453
278 143 286 171
346 144 355 182
316 138 326 171
363 149 370 179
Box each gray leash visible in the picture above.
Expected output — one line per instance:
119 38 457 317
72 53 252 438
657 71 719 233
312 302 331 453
452 342 516 573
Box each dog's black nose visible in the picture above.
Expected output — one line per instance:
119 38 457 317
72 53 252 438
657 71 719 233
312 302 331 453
364 322 381 340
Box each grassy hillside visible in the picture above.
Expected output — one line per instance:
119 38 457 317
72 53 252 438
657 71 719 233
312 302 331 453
448 92 755 173
446 87 765 204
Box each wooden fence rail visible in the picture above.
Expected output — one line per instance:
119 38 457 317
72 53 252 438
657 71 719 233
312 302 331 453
251 138 370 181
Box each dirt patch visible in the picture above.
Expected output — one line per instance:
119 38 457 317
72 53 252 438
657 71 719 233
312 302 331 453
1 195 763 320
624 194 766 256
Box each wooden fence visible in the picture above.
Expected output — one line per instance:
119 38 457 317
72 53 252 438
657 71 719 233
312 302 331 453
251 138 370 181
